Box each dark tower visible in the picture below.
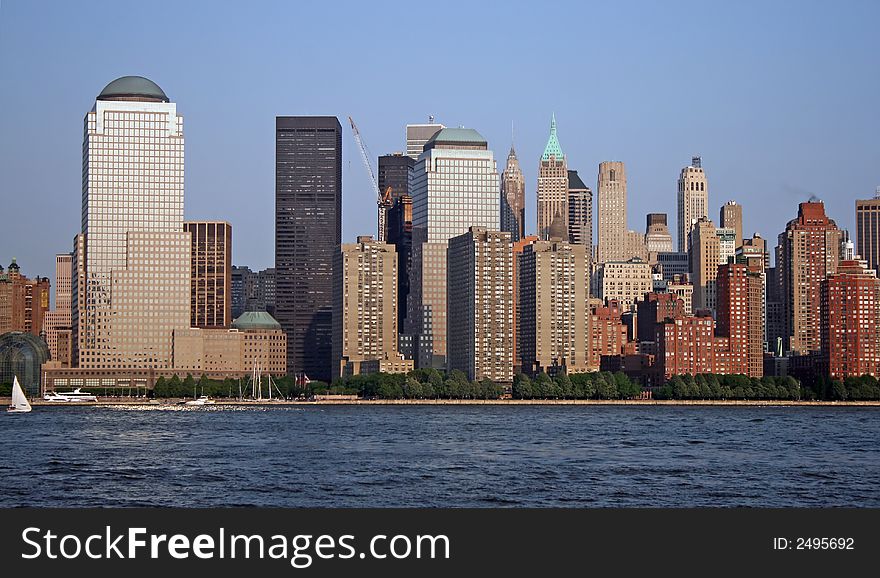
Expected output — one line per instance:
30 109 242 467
275 116 342 382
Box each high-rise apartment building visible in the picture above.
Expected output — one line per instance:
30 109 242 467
405 119 445 159
716 261 764 377
656 312 715 381
0 258 50 337
447 228 513 382
668 274 694 316
332 236 401 381
407 127 500 368
512 235 539 374
677 156 708 253
777 201 843 354
42 254 73 363
185 221 232 328
720 200 743 249
589 301 628 369
597 161 627 263
690 217 721 313
518 239 591 375
636 293 686 344
820 259 880 378
645 213 674 254
501 146 526 242
855 188 880 276
598 258 652 311
567 170 592 250
537 115 568 241
716 226 737 266
76 76 190 370
275 116 342 382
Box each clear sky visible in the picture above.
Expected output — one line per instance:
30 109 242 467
1 0 878 291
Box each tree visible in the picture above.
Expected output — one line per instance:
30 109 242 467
555 372 573 399
831 380 848 401
534 372 552 399
183 374 196 397
513 373 533 399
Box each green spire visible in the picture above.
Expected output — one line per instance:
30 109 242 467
541 113 564 161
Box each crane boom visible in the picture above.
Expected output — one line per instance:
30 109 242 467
348 116 391 241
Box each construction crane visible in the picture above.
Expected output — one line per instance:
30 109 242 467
348 116 393 241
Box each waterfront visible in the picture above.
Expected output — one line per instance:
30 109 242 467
2 405 879 507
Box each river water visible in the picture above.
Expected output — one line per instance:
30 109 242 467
2 405 878 507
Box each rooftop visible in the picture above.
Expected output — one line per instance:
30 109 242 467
97 76 169 103
231 311 282 331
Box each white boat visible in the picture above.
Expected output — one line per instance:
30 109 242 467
184 395 215 406
7 376 32 413
43 388 98 403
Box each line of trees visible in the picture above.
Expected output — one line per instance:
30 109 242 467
654 374 801 400
513 371 643 400
332 369 505 400
149 374 327 399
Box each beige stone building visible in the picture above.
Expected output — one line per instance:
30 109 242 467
677 156 709 253
332 236 400 381
447 227 513 382
597 161 627 263
690 217 721 313
42 253 73 363
537 115 568 241
645 213 674 255
625 230 648 261
518 239 591 374
598 258 653 311
720 200 743 249
668 274 694 316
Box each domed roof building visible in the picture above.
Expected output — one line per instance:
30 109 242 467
0 332 50 397
232 311 282 331
97 76 169 103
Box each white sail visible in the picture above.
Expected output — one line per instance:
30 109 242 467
9 376 32 413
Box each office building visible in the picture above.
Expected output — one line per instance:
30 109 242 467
645 213 674 255
677 156 708 253
598 258 652 311
855 188 880 276
185 221 232 328
597 161 627 263
377 153 413 203
690 217 721 313
518 239 591 375
406 119 445 159
720 201 743 249
332 236 400 381
75 76 190 370
231 266 276 318
447 228 513 382
656 251 690 280
501 146 526 242
407 127 500 368
387 193 413 333
275 116 342 381
537 115 568 241
42 253 73 363
777 201 843 354
567 170 592 250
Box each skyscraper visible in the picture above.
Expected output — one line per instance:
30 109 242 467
406 119 445 159
332 236 402 380
42 253 73 363
275 116 342 381
447 227 513 382
597 161 627 263
76 76 190 370
777 200 843 354
690 217 721 314
716 261 764 377
537 115 568 241
720 200 743 249
501 145 525 242
645 213 674 254
855 188 880 276
387 193 413 333
407 128 500 368
377 153 413 203
677 156 709 253
518 239 591 375
567 170 592 250
185 221 232 328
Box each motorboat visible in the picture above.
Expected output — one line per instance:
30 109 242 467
184 395 216 406
43 388 98 403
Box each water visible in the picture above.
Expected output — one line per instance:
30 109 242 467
2 405 879 507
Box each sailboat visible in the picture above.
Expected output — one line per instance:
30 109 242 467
7 376 32 414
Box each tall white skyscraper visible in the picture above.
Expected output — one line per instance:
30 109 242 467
75 76 190 369
406 128 500 368
677 156 709 253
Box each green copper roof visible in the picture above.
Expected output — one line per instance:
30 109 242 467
541 113 565 161
424 127 487 147
232 311 282 331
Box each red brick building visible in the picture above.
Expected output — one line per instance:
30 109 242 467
589 300 628 368
820 260 880 378
0 258 50 337
656 312 716 380
716 259 764 377
636 292 686 344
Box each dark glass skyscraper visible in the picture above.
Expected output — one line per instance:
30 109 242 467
275 116 342 382
377 153 413 204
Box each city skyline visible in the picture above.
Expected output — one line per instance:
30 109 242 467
2 1 878 288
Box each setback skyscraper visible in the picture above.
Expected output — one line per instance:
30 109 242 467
501 145 526 242
275 116 342 381
537 115 568 241
185 221 232 328
567 170 592 251
597 161 627 263
677 156 709 253
855 188 880 276
720 201 743 249
406 119 445 159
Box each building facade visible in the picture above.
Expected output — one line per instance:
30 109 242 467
537 115 568 241
501 146 526 242
332 236 399 381
275 116 342 381
690 217 721 314
42 253 73 363
720 200 743 249
0 259 50 338
596 161 627 263
518 239 591 375
589 301 629 369
567 170 592 251
185 221 232 328
677 156 709 253
820 260 880 378
716 261 764 377
855 189 880 276
645 213 674 255
406 120 445 160
76 76 190 370
447 228 513 382
598 258 652 311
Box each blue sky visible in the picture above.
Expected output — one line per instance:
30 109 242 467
1 0 878 289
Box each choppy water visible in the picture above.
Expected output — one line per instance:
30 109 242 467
2 405 879 507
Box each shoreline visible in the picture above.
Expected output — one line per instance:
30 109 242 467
5 397 880 407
